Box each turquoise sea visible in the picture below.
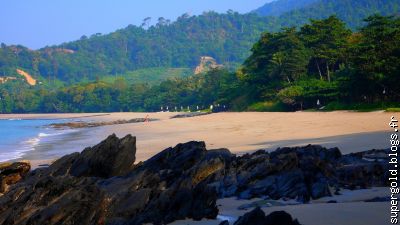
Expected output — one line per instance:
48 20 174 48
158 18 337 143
0 119 80 163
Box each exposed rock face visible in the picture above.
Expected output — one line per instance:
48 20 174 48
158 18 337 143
232 207 301 225
69 134 136 178
209 145 389 202
0 137 220 225
208 145 342 202
0 135 390 225
0 162 30 194
194 56 223 74
336 149 391 189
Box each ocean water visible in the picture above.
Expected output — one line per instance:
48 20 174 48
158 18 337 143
0 119 78 163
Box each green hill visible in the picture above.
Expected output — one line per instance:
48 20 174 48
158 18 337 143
0 0 398 85
276 0 400 29
253 0 319 16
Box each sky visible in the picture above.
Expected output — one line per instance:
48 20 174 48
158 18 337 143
0 0 271 49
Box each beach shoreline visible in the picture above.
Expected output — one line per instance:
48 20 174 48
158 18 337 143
0 111 397 168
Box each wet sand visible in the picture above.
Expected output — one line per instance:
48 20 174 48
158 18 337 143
170 187 390 225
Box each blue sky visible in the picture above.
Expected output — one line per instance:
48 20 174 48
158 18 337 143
0 0 271 49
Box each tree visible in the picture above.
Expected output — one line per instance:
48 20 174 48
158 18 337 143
141 17 152 28
241 27 309 99
277 85 305 109
300 16 351 82
348 15 400 101
157 17 167 27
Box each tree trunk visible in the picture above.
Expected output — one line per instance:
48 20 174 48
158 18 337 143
316 61 323 80
286 76 291 84
326 62 331 82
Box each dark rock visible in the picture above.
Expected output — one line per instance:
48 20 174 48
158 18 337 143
327 200 337 203
219 220 230 225
0 137 390 225
0 137 220 225
234 207 301 225
264 211 301 225
234 207 267 225
171 112 212 119
311 179 332 199
50 118 158 129
70 134 136 178
0 162 30 193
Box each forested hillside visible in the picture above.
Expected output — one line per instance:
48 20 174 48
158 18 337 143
276 0 400 29
253 0 318 16
0 0 398 84
1 15 399 113
0 12 276 83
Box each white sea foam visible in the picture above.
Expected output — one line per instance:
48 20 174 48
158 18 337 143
217 215 236 222
38 132 51 137
0 128 79 163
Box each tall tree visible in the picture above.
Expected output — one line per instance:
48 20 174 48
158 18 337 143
300 16 351 82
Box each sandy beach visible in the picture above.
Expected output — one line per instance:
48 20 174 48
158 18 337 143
0 111 396 167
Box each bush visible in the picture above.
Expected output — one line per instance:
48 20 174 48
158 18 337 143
247 101 288 112
325 102 400 112
386 108 400 112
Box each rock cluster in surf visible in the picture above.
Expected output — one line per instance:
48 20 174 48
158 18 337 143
219 207 301 225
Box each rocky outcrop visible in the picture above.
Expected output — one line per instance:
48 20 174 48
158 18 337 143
0 136 390 225
194 56 223 75
50 118 158 129
207 145 342 202
69 134 137 178
0 136 219 225
0 162 30 194
208 145 389 202
171 112 212 119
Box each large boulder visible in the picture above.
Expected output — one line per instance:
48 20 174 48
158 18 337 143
70 134 136 178
234 207 266 225
101 141 221 224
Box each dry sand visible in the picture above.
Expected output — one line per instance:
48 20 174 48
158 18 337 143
1 111 397 164
80 111 396 161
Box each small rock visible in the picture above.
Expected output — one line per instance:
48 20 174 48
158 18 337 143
234 207 266 225
219 220 230 225
234 207 301 225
